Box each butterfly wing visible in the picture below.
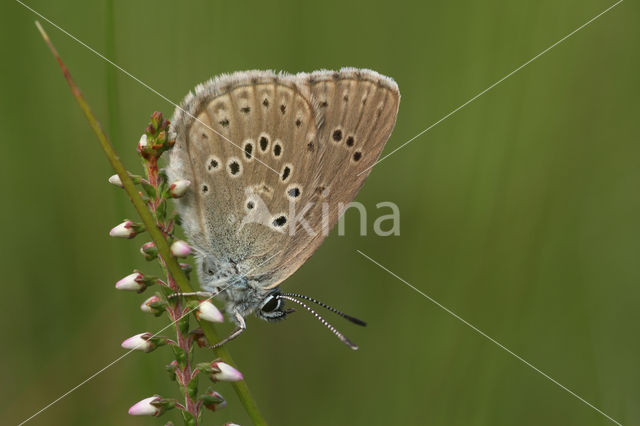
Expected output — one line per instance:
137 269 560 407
168 68 399 287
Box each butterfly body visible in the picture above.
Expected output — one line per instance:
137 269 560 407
167 68 399 345
198 253 279 320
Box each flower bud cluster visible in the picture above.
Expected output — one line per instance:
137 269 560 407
111 112 241 424
137 112 175 160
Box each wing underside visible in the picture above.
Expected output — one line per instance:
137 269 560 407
168 68 400 287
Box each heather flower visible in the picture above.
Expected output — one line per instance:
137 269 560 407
128 395 175 416
128 396 160 416
138 133 149 149
115 272 145 291
169 180 191 198
109 220 143 239
197 361 243 382
140 295 165 316
108 174 123 187
196 301 224 323
121 332 166 353
170 240 191 257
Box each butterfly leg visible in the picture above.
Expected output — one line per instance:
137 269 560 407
208 312 246 349
167 291 213 299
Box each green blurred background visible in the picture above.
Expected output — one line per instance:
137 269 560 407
1 0 638 425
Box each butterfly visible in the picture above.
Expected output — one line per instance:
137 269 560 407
167 68 400 349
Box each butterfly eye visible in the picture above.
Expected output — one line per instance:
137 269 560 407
202 263 215 276
261 296 280 313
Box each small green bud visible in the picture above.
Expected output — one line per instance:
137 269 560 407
141 181 156 198
140 242 158 261
186 376 199 400
199 389 226 411
172 346 188 369
166 360 178 381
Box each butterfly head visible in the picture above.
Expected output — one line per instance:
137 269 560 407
256 288 294 322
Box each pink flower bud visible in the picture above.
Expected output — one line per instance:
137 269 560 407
140 295 162 313
109 220 142 239
128 396 161 416
169 179 191 198
170 240 191 257
108 174 124 188
196 301 224 323
115 272 145 291
121 332 154 352
140 242 158 261
211 361 243 382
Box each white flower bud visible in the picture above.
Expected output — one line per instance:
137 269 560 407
128 396 160 416
211 361 243 382
109 220 137 238
196 301 224 323
121 332 154 352
108 174 124 188
115 272 144 291
138 133 148 149
170 240 191 257
169 179 191 198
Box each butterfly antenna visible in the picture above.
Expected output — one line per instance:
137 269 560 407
281 293 366 326
278 295 359 350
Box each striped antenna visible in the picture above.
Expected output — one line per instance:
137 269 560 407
278 295 359 350
281 293 366 326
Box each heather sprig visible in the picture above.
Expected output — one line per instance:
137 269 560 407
108 113 245 424
36 21 266 426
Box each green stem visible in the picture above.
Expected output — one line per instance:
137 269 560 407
35 21 267 426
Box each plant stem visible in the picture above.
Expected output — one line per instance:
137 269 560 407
145 160 199 425
35 21 267 426
169 303 199 423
